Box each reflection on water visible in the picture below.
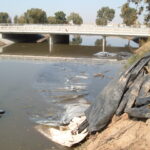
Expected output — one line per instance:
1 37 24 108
1 42 134 58
70 35 82 45
0 36 138 58
78 35 139 47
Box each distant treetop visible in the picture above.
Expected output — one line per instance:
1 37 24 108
0 12 11 23
120 3 137 26
67 12 83 25
96 7 115 26
54 11 67 24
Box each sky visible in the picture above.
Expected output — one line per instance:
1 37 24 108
0 0 139 24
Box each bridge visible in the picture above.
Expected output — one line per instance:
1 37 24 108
0 24 150 51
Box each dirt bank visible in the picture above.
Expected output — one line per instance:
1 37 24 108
76 47 150 150
76 113 150 150
135 40 150 55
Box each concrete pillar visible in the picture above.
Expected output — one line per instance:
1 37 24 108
102 36 106 52
49 35 53 53
128 39 130 47
0 47 3 53
0 33 2 39
49 34 69 53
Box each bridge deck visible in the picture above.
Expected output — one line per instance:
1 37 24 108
0 24 149 37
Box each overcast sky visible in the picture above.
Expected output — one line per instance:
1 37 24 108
1 0 140 24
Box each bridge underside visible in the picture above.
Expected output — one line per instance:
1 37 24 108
0 33 70 44
0 33 45 43
49 34 69 45
0 32 141 53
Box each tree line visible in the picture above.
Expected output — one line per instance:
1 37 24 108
0 9 83 25
0 0 149 26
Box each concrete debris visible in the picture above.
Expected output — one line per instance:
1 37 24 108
35 116 88 147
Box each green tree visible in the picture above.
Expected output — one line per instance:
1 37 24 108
54 11 67 24
70 35 82 45
17 16 26 24
24 8 47 24
67 12 83 25
96 7 115 25
95 39 103 46
14 15 18 24
120 3 137 26
0 12 11 23
47 16 56 24
128 0 150 25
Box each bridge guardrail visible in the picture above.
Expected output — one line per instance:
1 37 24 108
0 24 149 37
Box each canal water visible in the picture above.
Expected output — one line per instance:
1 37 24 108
0 35 138 57
0 36 137 150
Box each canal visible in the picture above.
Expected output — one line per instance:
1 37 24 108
0 36 137 150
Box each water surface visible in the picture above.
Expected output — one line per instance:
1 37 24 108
0 59 123 150
0 35 133 150
0 36 138 58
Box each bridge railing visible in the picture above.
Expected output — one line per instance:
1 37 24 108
0 23 148 28
0 24 149 37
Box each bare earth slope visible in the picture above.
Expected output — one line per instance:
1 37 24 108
80 114 150 150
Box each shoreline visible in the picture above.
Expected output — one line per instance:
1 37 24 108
0 54 126 64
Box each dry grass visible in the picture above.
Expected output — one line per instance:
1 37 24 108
126 40 150 67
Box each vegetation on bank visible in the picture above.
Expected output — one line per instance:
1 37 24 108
126 38 150 67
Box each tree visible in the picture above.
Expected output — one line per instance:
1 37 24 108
67 12 83 25
24 8 47 24
120 3 137 26
17 16 26 24
14 15 18 24
128 0 150 25
47 16 56 24
95 39 103 46
0 12 11 23
54 11 67 24
70 35 82 45
96 7 115 25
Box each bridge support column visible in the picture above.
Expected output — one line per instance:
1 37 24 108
49 35 53 53
102 36 106 52
0 33 2 39
49 34 69 52
128 39 130 47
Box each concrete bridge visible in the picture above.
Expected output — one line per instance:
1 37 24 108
0 24 150 51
